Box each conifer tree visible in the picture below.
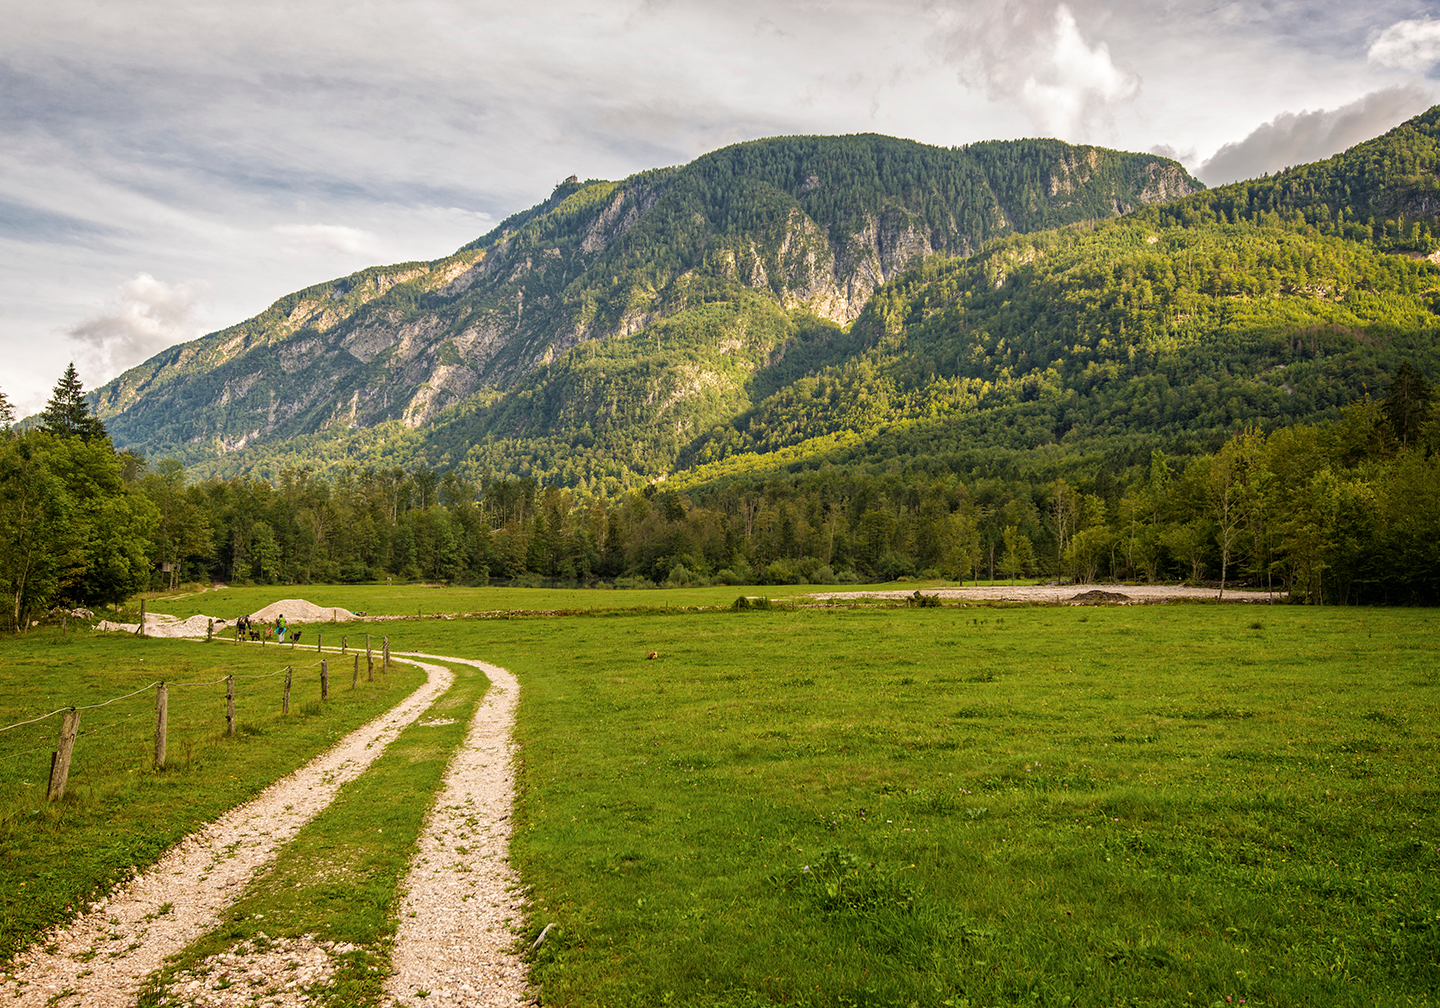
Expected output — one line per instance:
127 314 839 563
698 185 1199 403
0 388 13 431
1384 361 1432 448
38 363 107 442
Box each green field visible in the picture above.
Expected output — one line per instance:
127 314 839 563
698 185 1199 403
407 603 1440 1008
2 597 1437 1007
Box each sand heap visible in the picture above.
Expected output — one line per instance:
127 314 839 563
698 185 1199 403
94 613 228 638
248 599 355 623
91 599 354 638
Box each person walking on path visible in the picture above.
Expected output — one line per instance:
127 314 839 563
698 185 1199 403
275 613 287 643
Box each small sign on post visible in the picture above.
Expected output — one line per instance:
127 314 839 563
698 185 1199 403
47 709 80 802
320 660 329 701
155 683 168 768
226 676 235 735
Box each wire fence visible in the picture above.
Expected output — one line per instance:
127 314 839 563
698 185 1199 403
0 637 393 807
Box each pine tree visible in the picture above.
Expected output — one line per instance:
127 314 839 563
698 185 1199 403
0 388 13 430
38 363 107 442
1384 361 1432 449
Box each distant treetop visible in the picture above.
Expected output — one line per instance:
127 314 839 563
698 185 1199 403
39 363 108 442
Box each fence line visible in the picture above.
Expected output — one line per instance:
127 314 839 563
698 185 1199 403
0 663 300 734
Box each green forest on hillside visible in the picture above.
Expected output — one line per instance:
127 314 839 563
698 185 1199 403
4 361 1437 633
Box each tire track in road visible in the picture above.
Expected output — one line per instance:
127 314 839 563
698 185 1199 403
0 659 454 1008
384 653 530 1008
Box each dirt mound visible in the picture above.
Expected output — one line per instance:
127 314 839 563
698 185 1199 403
248 599 354 623
95 614 228 638
1068 590 1132 604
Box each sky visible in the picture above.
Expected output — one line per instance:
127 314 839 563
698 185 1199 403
4 0 1440 416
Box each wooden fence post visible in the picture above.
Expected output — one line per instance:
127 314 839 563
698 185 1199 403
283 666 292 714
226 675 235 735
351 655 358 690
136 600 146 638
382 638 389 672
367 650 374 683
321 660 329 701
317 632 322 653
155 683 168 768
341 634 348 654
206 618 214 642
47 709 80 802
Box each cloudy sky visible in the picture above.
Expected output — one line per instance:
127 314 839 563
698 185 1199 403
4 0 1440 416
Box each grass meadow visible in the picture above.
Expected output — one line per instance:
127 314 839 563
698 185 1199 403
0 594 1436 1007
397 601 1439 1008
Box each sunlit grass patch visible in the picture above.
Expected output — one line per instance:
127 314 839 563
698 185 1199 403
402 603 1440 1007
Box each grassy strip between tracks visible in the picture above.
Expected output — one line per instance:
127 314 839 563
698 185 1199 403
136 657 489 1008
396 602 1439 1008
0 631 424 966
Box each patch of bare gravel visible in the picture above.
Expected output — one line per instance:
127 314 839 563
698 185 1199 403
384 654 531 1008
0 659 454 1008
806 583 1281 604
154 934 354 1007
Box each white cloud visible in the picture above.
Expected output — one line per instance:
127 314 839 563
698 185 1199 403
1198 85 1433 185
933 1 1139 141
272 223 385 258
65 274 210 384
1019 6 1139 138
1369 17 1440 72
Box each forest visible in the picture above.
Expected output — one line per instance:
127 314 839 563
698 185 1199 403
2 357 1435 633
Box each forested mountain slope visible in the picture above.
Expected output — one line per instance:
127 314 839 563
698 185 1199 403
671 218 1440 486
89 135 1197 466
1135 104 1440 252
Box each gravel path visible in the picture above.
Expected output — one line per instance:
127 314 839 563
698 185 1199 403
806 583 1281 604
384 655 530 1008
0 658 455 1008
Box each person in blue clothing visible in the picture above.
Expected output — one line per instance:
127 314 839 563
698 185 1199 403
276 613 287 643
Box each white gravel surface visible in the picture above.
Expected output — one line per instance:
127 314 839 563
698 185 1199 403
806 583 1281 604
0 658 454 1008
384 655 530 1008
154 934 355 1007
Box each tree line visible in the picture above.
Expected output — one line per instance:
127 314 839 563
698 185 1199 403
4 358 1435 632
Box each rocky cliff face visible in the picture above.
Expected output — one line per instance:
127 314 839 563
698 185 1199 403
92 134 1202 465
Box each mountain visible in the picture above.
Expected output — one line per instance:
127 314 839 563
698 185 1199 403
1135 105 1440 253
91 134 1199 474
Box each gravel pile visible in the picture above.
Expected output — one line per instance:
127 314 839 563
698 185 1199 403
94 613 227 638
248 599 354 623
